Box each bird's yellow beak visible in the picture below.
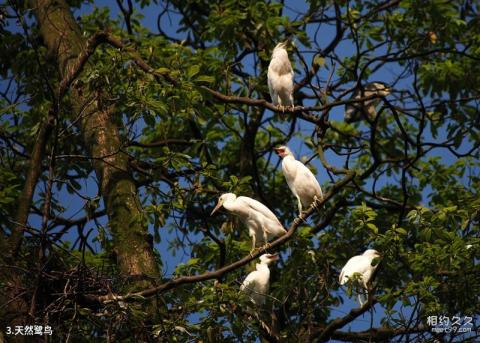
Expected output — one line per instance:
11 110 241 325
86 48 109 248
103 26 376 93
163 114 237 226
274 147 286 157
210 200 223 216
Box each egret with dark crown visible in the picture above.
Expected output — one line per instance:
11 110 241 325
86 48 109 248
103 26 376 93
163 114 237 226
274 146 323 216
268 41 294 112
240 253 279 306
339 249 381 306
211 193 286 251
344 82 391 123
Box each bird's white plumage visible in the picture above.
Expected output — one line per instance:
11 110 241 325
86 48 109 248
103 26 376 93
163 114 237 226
237 196 280 225
240 254 278 306
344 82 391 123
275 146 323 215
339 249 380 306
211 193 286 249
339 249 380 288
268 42 294 109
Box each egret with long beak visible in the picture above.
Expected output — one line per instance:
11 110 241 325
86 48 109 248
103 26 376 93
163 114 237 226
339 249 381 306
274 146 323 216
240 253 279 306
211 193 286 252
268 41 294 112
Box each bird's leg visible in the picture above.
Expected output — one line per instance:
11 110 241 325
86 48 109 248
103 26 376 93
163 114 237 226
311 195 319 210
293 196 306 225
288 95 295 112
293 214 306 226
358 294 364 307
263 242 272 252
359 285 370 307
249 236 257 258
365 281 375 301
262 229 271 252
297 196 303 217
311 195 323 213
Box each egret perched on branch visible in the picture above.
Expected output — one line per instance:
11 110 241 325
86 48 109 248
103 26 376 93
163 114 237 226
339 249 381 306
274 146 323 216
211 193 286 251
268 41 294 112
344 82 391 123
240 253 279 306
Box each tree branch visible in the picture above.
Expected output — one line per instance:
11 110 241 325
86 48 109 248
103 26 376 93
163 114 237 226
7 109 55 258
89 171 356 303
201 86 382 125
310 297 378 342
129 139 200 148
329 325 427 342
294 3 344 93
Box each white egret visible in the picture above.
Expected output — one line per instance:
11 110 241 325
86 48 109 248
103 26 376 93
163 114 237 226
211 193 286 251
344 82 391 123
339 249 381 306
240 253 279 306
268 42 294 112
274 146 323 216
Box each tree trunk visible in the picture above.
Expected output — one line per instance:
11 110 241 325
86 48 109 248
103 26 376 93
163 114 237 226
33 0 160 279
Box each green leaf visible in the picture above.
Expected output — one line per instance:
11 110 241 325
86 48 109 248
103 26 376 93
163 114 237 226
187 65 200 78
155 67 171 74
187 258 200 266
196 75 215 83
367 223 378 234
